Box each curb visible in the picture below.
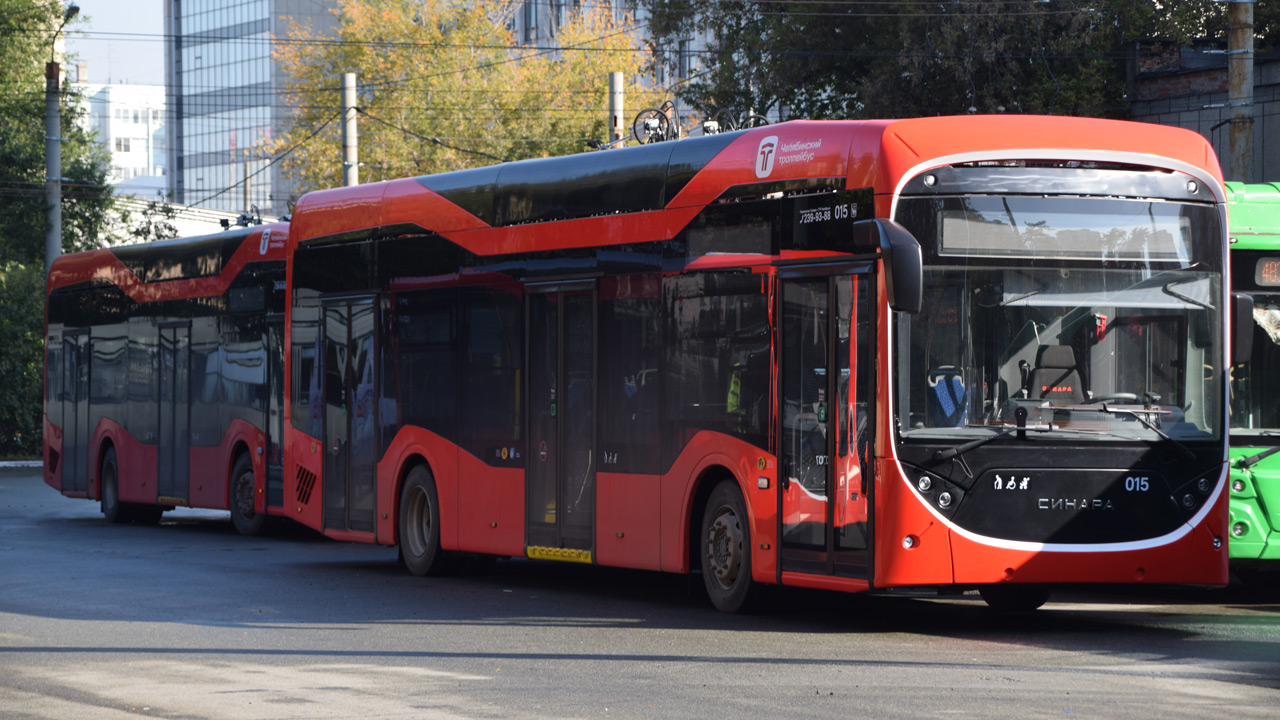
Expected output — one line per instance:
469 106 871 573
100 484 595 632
0 461 41 468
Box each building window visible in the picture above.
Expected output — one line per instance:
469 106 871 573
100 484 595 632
114 137 131 152
678 39 693 79
523 2 536 43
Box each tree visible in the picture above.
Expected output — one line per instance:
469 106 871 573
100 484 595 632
272 0 663 199
641 0 1279 121
0 0 117 457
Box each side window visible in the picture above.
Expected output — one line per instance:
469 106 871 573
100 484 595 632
290 301 322 438
45 335 61 425
664 272 770 466
393 289 458 440
599 275 661 474
460 285 523 464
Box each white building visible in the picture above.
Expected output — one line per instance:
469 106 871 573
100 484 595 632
73 75 168 197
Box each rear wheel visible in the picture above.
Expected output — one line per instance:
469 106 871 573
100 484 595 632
700 480 758 613
979 584 1051 611
398 464 451 576
229 452 267 536
99 448 128 524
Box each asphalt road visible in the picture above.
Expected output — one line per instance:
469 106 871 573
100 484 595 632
2 467 1278 719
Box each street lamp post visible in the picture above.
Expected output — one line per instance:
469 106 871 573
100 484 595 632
45 2 79 277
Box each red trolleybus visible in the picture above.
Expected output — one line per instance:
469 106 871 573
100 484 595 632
44 223 288 533
279 117 1234 611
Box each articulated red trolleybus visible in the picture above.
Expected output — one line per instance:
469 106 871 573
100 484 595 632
46 117 1241 611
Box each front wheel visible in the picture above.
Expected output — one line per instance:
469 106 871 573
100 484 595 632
100 448 128 524
229 452 267 536
398 465 451 576
700 480 758 613
979 584 1051 611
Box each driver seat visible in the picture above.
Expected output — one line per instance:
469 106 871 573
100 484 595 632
1026 345 1084 404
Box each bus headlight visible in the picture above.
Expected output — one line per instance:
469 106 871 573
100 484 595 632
938 491 953 509
1196 478 1211 494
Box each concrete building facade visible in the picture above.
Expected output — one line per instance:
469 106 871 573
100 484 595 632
1129 43 1280 184
163 0 337 215
73 78 168 197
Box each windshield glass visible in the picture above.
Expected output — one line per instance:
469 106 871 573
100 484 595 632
895 194 1224 444
1229 249 1280 442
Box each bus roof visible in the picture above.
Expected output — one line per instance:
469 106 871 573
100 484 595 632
287 116 1225 255
47 222 289 300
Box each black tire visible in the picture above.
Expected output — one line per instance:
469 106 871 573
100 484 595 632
700 480 758 613
229 452 268 536
979 584 1052 611
398 464 450 576
100 448 129 524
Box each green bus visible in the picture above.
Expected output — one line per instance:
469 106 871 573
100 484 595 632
1228 181 1280 571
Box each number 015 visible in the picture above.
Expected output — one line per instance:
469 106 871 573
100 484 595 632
1125 476 1149 492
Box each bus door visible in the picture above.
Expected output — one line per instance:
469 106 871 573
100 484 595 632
158 321 190 504
265 313 285 509
60 330 90 494
321 297 378 534
778 268 875 579
525 282 596 559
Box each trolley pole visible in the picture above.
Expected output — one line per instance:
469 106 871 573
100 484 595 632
1226 0 1254 182
609 72 625 144
342 72 358 186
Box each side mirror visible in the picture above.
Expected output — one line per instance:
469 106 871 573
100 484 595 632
853 219 923 314
1233 292 1254 365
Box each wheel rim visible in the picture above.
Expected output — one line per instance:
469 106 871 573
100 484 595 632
706 503 743 591
234 468 255 519
405 485 431 557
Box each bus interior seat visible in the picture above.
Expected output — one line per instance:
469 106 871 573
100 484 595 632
928 366 966 426
1027 345 1084 403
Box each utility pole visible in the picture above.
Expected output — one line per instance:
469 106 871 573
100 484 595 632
1226 0 1255 182
609 72 625 144
46 3 80 276
342 72 358 187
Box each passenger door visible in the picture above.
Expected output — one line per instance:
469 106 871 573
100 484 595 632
60 330 90 494
525 283 596 559
157 321 190 504
321 297 378 533
778 269 875 579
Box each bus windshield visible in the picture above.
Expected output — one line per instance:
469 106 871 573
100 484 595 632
1229 290 1280 443
895 195 1223 444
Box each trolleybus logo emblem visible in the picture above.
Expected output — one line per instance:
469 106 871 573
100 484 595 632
756 135 779 178
260 229 272 255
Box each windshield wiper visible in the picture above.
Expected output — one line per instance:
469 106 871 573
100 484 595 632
1235 431 1280 469
1072 400 1197 461
934 407 1044 462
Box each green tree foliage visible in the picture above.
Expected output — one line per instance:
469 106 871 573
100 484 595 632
273 0 664 197
642 0 1278 121
0 261 44 457
0 0 117 457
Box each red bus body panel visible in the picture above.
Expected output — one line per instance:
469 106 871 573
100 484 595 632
43 224 288 520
